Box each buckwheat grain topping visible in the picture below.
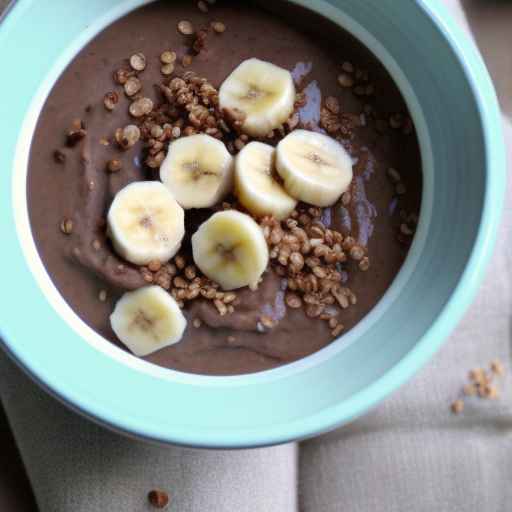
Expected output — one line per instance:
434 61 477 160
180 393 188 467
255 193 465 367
29 0 422 374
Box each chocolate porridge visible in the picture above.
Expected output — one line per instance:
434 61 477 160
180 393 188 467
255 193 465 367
27 0 422 375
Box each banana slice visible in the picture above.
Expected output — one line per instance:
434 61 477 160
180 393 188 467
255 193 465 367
275 129 353 207
219 58 295 137
192 210 269 291
160 134 234 209
110 286 186 356
234 141 297 220
107 181 185 265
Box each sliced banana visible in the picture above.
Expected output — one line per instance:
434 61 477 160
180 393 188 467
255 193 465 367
234 141 297 220
110 286 187 356
107 181 185 265
192 210 269 291
219 58 295 137
275 129 353 207
160 134 234 209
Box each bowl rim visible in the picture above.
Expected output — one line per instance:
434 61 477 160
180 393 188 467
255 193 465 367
0 0 506 447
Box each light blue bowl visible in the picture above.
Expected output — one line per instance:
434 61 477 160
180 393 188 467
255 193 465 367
0 0 505 447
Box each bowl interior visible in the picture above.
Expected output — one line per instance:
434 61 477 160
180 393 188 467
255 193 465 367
0 0 504 447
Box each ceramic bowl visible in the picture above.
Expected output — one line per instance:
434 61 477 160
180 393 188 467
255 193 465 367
0 0 505 447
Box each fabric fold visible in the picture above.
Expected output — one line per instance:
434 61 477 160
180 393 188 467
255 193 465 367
0 351 298 512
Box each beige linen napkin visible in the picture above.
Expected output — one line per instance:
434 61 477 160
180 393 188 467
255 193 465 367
0 353 298 511
2 1 512 511
300 1 512 510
